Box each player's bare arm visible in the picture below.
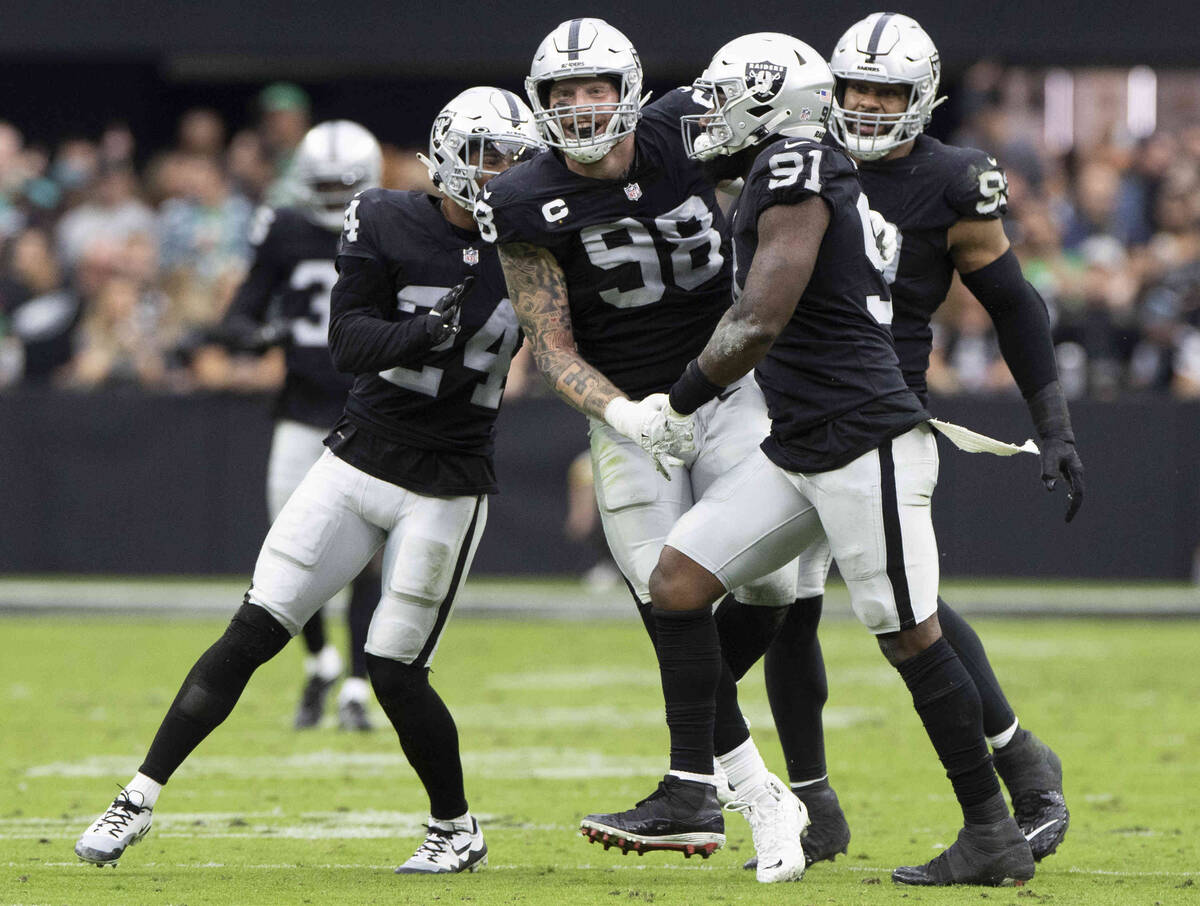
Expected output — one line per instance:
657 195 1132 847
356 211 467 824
947 216 1009 273
697 196 830 385
497 241 625 418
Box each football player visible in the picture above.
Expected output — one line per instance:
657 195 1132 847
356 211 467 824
475 18 817 880
750 11 1079 871
215 119 383 732
583 32 1038 887
74 88 544 875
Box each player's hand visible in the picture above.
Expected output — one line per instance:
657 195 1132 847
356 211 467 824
604 394 679 480
1039 436 1084 522
869 209 898 272
426 276 474 345
643 403 696 461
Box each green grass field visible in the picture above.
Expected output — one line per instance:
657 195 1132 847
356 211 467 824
3 606 1199 905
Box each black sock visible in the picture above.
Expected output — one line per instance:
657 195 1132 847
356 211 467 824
713 594 787 679
367 653 467 820
895 637 1006 825
937 598 1016 739
763 596 829 783
300 611 326 656
653 607 721 774
346 572 377 679
140 602 291 783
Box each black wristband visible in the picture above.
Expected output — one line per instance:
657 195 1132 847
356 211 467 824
1027 380 1075 442
669 359 726 416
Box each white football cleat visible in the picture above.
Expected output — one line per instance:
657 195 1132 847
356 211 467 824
725 773 809 883
75 790 154 866
395 815 488 874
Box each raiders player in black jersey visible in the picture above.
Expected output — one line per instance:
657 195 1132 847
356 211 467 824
74 88 543 876
751 12 1080 872
583 33 1037 888
217 120 382 732
476 18 815 881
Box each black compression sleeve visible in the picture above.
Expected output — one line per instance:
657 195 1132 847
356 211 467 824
959 248 1058 398
328 255 434 373
668 359 726 416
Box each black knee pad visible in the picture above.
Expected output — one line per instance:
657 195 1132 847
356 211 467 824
365 653 430 702
226 600 292 666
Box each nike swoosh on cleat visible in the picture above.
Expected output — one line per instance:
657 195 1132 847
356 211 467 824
762 860 783 870
1025 819 1061 841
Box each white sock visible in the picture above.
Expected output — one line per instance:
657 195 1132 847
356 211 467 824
988 718 1020 750
669 770 717 786
716 737 769 792
306 645 342 681
431 811 473 832
125 772 162 809
338 676 369 704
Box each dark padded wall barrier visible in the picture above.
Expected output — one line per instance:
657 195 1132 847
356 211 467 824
1 389 1197 578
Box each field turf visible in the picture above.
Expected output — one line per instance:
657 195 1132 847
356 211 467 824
2 603 1198 905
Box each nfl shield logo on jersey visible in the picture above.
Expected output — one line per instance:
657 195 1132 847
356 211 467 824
746 61 786 102
462 247 479 265
623 182 643 202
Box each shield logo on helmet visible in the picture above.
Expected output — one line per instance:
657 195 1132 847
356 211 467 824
745 61 786 102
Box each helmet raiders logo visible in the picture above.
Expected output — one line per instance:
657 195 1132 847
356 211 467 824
745 61 786 102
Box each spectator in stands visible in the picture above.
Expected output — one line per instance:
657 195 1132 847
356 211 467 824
55 162 156 269
257 82 311 206
63 274 167 389
157 153 253 337
4 227 80 382
177 109 226 159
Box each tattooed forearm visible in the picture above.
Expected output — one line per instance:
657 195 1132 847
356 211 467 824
498 242 624 418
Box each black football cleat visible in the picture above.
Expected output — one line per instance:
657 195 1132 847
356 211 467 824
293 674 337 729
892 817 1035 887
993 729 1069 860
743 780 850 870
580 775 725 858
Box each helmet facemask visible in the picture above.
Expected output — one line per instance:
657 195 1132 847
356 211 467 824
680 34 834 162
293 121 382 231
418 87 545 210
828 13 947 161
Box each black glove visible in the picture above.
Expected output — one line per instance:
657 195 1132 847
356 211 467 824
425 276 474 345
1027 380 1084 522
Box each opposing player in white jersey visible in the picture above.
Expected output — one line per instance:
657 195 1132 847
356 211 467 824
475 17 815 880
584 33 1037 887
750 12 1079 871
216 120 383 731
74 88 543 876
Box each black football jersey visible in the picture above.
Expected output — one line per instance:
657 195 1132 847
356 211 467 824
333 189 519 496
855 134 1009 400
735 138 927 473
478 89 747 398
224 206 351 428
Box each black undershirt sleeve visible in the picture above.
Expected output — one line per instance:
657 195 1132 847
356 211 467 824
328 254 434 374
959 248 1058 398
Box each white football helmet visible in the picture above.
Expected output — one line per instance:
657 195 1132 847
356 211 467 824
829 12 946 161
417 87 544 210
681 32 834 161
293 121 382 230
525 17 646 164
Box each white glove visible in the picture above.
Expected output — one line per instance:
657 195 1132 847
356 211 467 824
603 394 681 479
643 403 696 460
869 209 898 272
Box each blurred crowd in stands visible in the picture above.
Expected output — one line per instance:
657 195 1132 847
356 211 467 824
1 71 1199 401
